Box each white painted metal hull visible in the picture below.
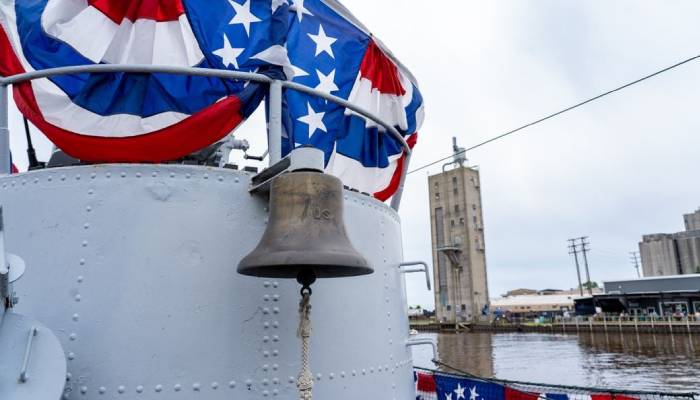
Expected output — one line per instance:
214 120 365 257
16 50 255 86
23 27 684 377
1 164 414 399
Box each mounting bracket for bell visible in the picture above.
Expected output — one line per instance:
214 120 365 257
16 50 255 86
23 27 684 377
249 147 325 194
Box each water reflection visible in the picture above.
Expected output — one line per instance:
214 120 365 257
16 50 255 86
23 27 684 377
412 332 700 392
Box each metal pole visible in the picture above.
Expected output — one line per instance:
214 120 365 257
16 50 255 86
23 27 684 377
579 237 593 295
267 80 283 166
0 85 10 175
568 240 584 296
390 152 411 211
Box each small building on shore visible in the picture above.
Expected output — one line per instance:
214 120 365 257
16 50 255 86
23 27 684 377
574 274 700 316
491 289 592 320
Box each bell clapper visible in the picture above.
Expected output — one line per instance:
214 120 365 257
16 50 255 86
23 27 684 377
296 269 316 400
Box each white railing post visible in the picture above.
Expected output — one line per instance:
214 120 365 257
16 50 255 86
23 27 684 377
0 84 10 175
267 79 283 166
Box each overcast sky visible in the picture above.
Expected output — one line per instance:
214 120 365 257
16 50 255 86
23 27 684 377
7 1 700 309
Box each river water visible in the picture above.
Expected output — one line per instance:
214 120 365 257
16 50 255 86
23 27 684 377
411 332 700 392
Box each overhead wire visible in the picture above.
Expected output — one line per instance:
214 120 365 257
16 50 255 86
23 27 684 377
407 54 700 175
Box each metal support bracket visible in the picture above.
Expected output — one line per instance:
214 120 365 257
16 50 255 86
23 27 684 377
405 338 439 364
399 261 431 291
249 147 325 194
19 327 38 383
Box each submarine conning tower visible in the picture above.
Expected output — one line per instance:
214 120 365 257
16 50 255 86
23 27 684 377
0 66 434 400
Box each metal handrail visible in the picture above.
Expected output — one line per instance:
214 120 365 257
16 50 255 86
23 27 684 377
0 64 412 209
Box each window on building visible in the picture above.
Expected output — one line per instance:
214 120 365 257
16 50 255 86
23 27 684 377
452 176 458 185
454 204 459 213
446 305 452 311
453 187 458 195
434 182 439 189
459 218 465 225
472 204 477 210
450 220 455 227
461 304 466 311
473 216 477 224
435 192 440 200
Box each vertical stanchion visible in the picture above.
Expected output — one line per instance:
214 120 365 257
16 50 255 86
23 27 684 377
589 317 593 332
390 152 411 211
575 317 579 332
267 80 283 166
668 315 673 334
0 84 10 175
687 316 691 335
618 316 622 333
603 316 607 333
634 316 638 334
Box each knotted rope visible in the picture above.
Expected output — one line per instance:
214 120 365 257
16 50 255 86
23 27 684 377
297 289 313 400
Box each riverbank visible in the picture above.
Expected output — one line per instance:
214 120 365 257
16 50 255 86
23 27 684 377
411 316 700 335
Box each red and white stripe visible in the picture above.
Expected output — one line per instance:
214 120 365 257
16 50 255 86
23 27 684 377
41 0 204 66
326 40 423 200
0 0 198 138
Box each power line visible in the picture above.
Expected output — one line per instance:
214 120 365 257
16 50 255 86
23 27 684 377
408 54 700 175
630 251 641 278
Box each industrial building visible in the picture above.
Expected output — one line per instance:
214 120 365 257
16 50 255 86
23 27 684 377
428 138 489 323
575 274 700 316
639 208 700 276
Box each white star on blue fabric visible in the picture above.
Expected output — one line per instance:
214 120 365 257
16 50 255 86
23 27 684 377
213 34 244 69
297 103 327 135
454 383 466 400
308 25 337 58
469 386 479 400
315 69 339 94
290 0 313 22
445 393 453 400
228 0 261 35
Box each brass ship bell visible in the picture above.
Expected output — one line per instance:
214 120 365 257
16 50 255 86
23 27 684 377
238 157 372 284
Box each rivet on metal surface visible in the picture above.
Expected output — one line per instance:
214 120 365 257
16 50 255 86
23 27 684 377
91 173 96 179
263 350 270 357
273 307 280 314
193 383 201 391
61 175 66 181
315 373 322 381
203 174 208 180
67 352 75 360
263 390 269 397
72 314 79 321
263 335 270 343
85 206 92 213
136 385 144 393
136 172 142 178
218 176 224 182
69 333 77 341
272 377 279 384
263 364 269 371
263 322 270 329
120 172 126 178
272 349 279 356
106 172 111 178
77 276 83 283
351 370 356 376
246 379 253 387
186 173 191 179
229 381 236 388
75 175 80 181
329 373 334 380
66 372 72 381
81 241 88 247
88 189 94 195
174 384 181 392
118 385 125 394
263 281 270 288
273 389 279 396
169 173 175 178
263 294 270 301
79 259 85 265
83 223 89 230
263 307 270 314
262 378 269 386
33 178 38 184
362 369 366 375
272 364 279 371
212 382 219 390
288 377 294 384
80 386 87 394
151 172 157 178
99 387 106 394
155 385 162 393
272 335 279 342
234 177 240 183
272 321 279 328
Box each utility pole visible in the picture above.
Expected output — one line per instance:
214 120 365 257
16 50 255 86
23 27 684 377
578 237 593 295
568 239 584 296
630 251 641 278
